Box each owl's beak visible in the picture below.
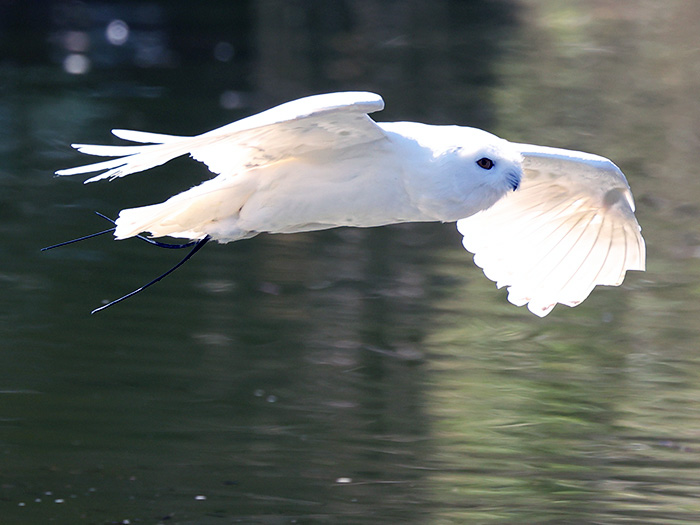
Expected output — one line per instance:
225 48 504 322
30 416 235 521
509 172 520 191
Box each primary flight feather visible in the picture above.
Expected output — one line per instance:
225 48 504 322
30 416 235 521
55 91 645 316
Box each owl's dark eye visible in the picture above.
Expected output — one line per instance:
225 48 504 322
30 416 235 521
476 157 494 170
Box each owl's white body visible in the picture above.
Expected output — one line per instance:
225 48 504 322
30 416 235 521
57 92 645 316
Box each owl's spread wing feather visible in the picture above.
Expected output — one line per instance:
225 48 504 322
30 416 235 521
457 144 645 317
55 92 387 183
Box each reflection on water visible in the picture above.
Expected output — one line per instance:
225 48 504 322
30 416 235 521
2 0 700 523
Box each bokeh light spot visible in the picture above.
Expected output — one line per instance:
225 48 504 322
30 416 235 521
106 19 130 46
63 54 91 75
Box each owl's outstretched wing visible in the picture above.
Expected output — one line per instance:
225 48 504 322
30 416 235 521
457 144 645 317
56 92 387 183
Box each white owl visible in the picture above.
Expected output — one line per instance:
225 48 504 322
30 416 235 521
55 92 645 316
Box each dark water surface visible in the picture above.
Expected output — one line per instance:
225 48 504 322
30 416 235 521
2 1 700 523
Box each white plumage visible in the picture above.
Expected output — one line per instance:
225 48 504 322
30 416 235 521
457 145 645 315
56 91 645 316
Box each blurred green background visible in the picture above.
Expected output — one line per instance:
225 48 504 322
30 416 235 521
2 1 700 523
